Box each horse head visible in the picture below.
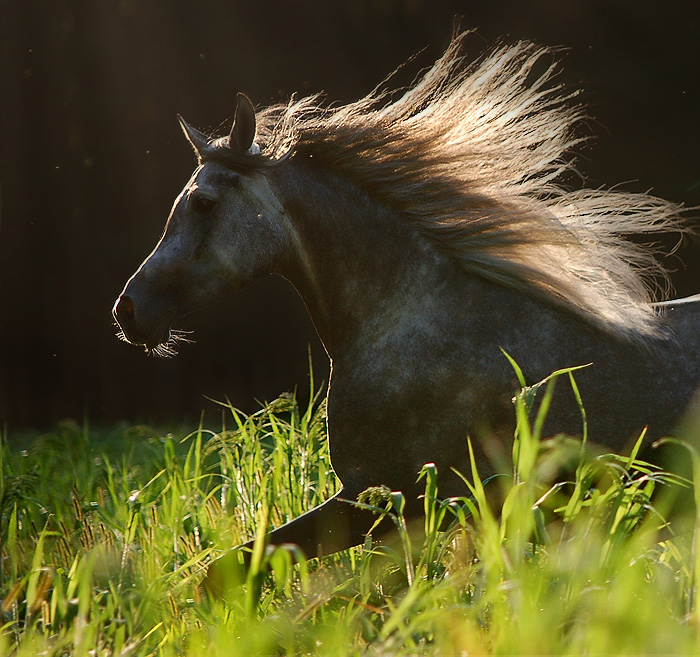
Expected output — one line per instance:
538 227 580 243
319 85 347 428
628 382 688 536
113 95 291 356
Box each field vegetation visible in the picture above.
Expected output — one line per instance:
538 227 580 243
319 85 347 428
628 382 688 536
2 367 700 655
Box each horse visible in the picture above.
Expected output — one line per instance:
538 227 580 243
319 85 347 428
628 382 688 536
113 33 700 577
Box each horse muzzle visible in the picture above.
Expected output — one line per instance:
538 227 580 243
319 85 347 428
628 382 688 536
113 293 172 350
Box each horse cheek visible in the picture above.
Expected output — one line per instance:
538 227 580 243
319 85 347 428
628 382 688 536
236 215 289 282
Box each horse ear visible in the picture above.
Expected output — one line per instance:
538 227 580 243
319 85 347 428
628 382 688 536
228 93 256 153
178 116 209 158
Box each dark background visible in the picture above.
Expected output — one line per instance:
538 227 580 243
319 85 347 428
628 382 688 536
1 1 699 431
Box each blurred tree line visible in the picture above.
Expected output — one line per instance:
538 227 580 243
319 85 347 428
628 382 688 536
1 0 698 429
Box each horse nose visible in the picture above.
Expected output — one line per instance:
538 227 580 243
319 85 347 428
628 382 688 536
113 294 135 329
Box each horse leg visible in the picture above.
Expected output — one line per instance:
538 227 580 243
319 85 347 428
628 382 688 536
204 490 384 595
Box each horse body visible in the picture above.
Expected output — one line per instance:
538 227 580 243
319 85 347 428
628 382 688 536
268 158 699 481
113 35 700 563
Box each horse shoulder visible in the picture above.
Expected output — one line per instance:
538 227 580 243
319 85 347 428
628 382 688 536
324 283 520 496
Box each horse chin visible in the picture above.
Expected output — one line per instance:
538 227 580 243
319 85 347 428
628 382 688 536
145 328 194 359
115 324 174 357
145 339 177 358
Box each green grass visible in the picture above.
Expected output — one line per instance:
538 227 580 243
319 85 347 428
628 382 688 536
2 368 700 655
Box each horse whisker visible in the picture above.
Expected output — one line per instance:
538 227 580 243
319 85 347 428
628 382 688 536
114 323 129 344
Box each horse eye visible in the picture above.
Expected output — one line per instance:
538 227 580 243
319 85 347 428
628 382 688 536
193 196 216 214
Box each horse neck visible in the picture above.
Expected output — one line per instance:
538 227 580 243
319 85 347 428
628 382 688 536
270 162 447 358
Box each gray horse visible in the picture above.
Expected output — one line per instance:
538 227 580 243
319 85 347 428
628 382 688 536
113 34 700 572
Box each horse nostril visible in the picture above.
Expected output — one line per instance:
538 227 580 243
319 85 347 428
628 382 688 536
114 295 135 327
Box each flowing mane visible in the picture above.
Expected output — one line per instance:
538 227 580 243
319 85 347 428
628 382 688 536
206 33 689 339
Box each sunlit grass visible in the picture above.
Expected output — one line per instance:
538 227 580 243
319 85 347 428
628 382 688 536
2 366 700 655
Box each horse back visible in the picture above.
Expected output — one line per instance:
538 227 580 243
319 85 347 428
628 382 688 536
657 295 700 357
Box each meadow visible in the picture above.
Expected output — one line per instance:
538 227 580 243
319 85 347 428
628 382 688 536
2 366 700 656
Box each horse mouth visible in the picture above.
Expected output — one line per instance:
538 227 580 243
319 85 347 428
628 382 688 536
114 324 194 358
115 325 194 358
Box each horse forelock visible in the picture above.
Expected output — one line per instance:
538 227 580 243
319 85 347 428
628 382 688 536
207 32 690 340
198 137 273 170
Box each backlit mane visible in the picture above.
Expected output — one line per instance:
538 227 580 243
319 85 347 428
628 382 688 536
211 32 689 339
